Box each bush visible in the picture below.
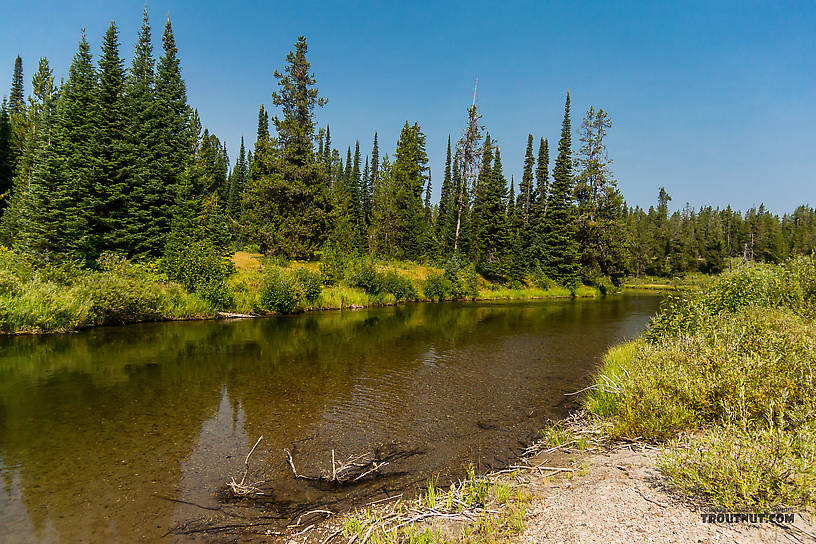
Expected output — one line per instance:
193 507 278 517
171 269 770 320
260 268 301 313
423 273 452 301
379 270 417 301
319 246 346 286
294 267 322 303
165 239 234 309
584 258 816 511
442 255 478 299
347 258 381 295
529 263 553 290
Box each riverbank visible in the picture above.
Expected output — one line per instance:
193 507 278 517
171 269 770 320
0 249 599 334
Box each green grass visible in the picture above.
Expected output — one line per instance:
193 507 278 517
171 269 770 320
340 467 533 544
582 256 816 511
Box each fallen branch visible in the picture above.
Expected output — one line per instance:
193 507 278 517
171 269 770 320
227 436 264 496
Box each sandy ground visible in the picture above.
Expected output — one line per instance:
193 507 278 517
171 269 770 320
518 447 815 544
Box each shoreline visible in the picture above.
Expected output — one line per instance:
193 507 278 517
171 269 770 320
0 286 606 336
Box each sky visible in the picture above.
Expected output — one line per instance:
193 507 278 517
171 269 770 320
1 0 814 213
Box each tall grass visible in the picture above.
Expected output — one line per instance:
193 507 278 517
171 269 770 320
583 256 816 511
0 248 214 334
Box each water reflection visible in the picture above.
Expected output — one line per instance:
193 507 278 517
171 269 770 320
0 295 660 542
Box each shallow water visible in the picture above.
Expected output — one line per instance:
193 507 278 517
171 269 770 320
0 295 660 542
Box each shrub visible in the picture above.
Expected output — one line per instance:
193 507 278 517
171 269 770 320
165 239 234 309
347 258 381 295
423 273 452 301
379 270 417 301
319 246 346 286
260 269 301 313
294 267 322 303
529 263 553 290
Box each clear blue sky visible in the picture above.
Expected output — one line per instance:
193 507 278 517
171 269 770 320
1 1 813 213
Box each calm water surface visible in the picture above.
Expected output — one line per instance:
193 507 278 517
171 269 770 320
0 295 660 542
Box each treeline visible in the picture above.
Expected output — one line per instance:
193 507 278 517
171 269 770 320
0 9 813 297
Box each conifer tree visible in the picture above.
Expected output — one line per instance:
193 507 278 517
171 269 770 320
541 93 579 285
228 136 247 218
13 58 60 260
370 132 379 190
0 101 12 210
257 104 269 143
123 6 158 257
8 56 27 168
145 17 192 257
437 135 452 247
387 122 428 259
54 29 98 261
95 21 129 254
323 124 331 168
528 137 549 266
574 106 629 283
9 56 24 115
519 134 534 223
243 36 330 258
361 155 371 228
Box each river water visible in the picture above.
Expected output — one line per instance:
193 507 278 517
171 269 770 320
0 295 660 542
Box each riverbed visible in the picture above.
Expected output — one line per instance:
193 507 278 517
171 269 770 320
0 295 660 542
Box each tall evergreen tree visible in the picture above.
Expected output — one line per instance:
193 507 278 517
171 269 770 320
148 17 192 257
0 100 12 210
437 135 453 247
528 137 549 266
123 6 158 257
95 21 129 254
541 93 579 285
9 56 24 115
242 36 330 258
228 136 247 218
54 29 98 261
13 58 60 260
574 106 629 283
518 134 534 223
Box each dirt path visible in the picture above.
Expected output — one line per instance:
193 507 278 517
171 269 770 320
518 447 815 544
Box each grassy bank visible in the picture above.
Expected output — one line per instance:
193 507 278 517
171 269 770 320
583 257 816 511
0 248 215 334
0 249 599 334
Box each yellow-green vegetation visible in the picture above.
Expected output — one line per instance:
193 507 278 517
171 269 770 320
583 257 816 511
340 466 533 544
0 248 214 334
230 251 599 316
0 246 601 334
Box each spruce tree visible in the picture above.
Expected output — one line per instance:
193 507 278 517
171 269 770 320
228 136 247 218
95 21 129 254
54 29 98 262
8 56 27 175
148 17 192 257
541 93 579 285
243 36 330 258
528 137 549 266
519 134 534 223
0 100 12 210
123 6 158 257
14 58 60 260
388 122 428 259
9 56 24 115
437 135 452 248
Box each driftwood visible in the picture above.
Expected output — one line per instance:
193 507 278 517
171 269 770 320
226 436 264 496
217 311 255 319
284 443 421 485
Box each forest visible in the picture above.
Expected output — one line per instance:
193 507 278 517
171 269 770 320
0 8 814 316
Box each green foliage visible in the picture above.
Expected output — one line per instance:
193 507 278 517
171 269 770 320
0 248 213 333
660 424 816 511
422 273 452 302
528 262 553 290
379 270 417 301
347 258 381 295
319 245 346 285
585 258 816 510
260 266 324 313
260 268 301 313
164 239 234 309
294 267 322 303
